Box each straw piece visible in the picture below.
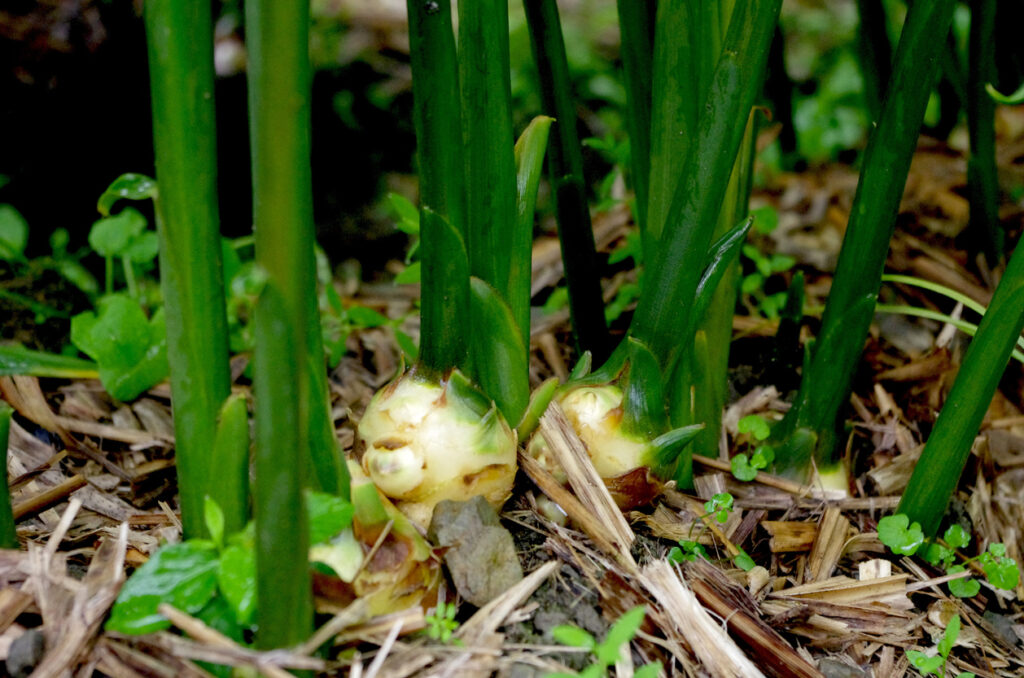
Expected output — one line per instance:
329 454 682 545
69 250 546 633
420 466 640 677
806 507 852 582
639 560 766 678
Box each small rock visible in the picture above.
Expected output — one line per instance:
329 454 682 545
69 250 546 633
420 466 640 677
818 657 868 678
428 496 523 606
7 629 45 678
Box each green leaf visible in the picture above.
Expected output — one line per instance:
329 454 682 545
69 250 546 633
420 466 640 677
346 306 389 328
0 204 28 261
0 344 98 379
551 624 596 650
597 605 645 665
907 650 943 676
204 498 225 551
70 294 169 401
89 208 147 258
923 542 953 568
734 550 756 572
731 454 757 482
737 415 771 441
122 230 159 264
467 277 529 425
394 260 421 285
750 445 775 469
218 542 256 626
97 173 158 216
635 662 663 678
947 567 979 598
943 524 970 550
752 205 779 234
937 614 959 658
106 541 219 634
387 192 420 235
986 81 1024 105
981 552 1019 590
195 596 245 677
306 490 355 545
877 514 924 556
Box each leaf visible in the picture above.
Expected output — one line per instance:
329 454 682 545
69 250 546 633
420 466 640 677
751 205 779 234
731 454 757 482
906 650 943 676
346 306 389 328
0 344 98 379
89 208 147 258
71 294 169 401
97 173 158 216
943 524 970 550
737 415 771 441
387 192 420 235
981 552 1019 590
106 541 219 634
750 445 775 468
217 542 256 626
597 605 645 665
306 490 355 545
986 81 1024 105
204 498 225 550
734 550 756 571
877 514 924 556
551 624 596 650
937 614 959 658
0 204 28 261
394 260 421 285
122 230 159 264
635 662 663 678
467 277 529 425
947 567 980 598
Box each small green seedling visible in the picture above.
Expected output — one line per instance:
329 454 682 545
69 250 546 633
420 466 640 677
387 192 422 284
906 614 974 678
704 492 734 524
732 415 776 481
424 600 460 644
879 514 1020 598
548 605 661 678
740 206 796 319
733 548 756 572
667 540 708 564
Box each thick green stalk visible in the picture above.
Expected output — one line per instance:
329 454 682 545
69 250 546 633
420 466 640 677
246 0 315 648
407 0 467 373
406 0 464 237
855 0 893 122
615 0 654 234
459 0 517 295
0 403 16 549
247 0 343 499
628 0 781 372
967 0 1002 265
144 0 232 539
779 0 958 472
523 0 609 361
899 240 1024 535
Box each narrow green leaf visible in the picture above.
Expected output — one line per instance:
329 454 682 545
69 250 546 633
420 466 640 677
691 217 755 325
511 114 553 352
467 277 529 425
598 606 645 665
210 394 250 536
0 344 98 379
551 625 596 650
419 208 469 374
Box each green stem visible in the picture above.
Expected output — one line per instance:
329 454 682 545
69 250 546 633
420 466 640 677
615 0 654 235
459 0 516 296
144 0 232 539
523 0 609 361
780 0 958 472
405 0 467 374
210 394 250 537
245 0 315 648
628 0 781 372
899 239 1024 535
0 403 17 549
967 0 1003 265
855 0 893 122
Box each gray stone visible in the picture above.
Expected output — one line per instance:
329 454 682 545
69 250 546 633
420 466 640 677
818 657 868 678
428 496 524 606
7 629 45 678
